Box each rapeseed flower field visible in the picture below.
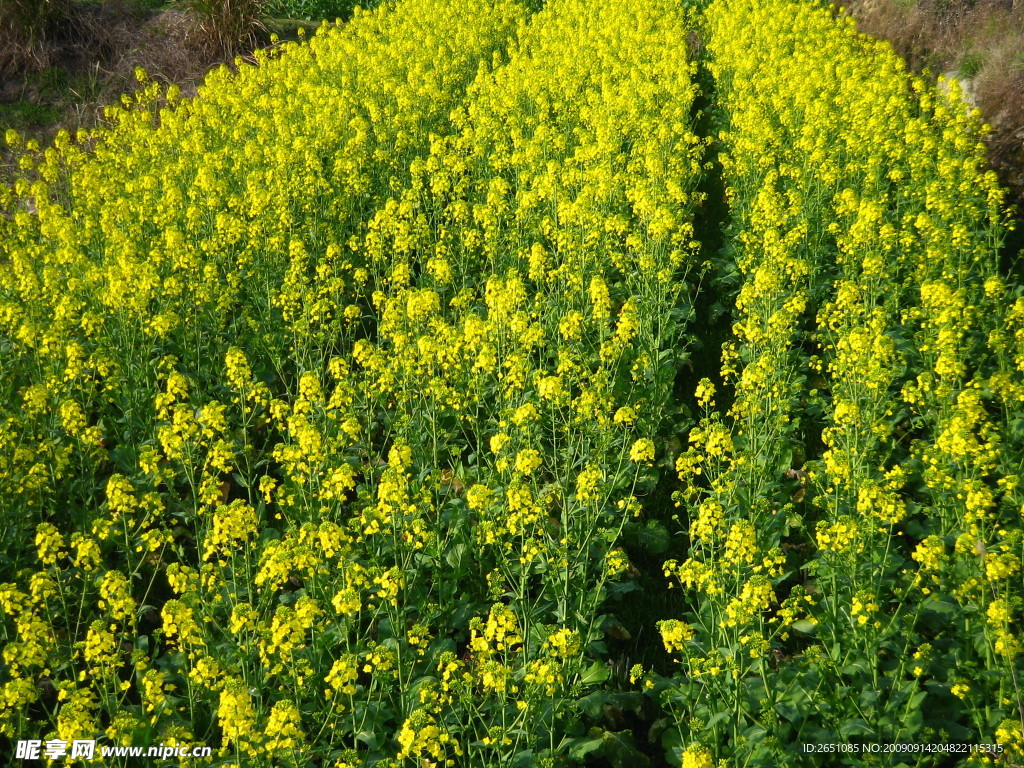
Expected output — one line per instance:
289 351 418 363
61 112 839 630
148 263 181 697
0 0 1022 764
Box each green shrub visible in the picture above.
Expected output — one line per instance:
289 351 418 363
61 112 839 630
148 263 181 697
262 0 360 22
958 49 985 77
264 0 356 20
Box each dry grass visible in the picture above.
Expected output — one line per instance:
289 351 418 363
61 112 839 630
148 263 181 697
105 9 224 94
177 0 269 59
49 9 224 132
2 0 270 101
0 0 75 79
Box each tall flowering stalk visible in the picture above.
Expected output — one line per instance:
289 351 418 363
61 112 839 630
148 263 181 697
653 0 1022 764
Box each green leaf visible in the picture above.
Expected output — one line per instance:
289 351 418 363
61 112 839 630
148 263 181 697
578 691 606 719
858 689 879 709
774 445 794 474
742 723 768 744
581 660 610 685
607 580 642 599
356 730 380 750
841 660 868 677
566 735 605 760
706 710 731 730
444 541 465 569
600 730 650 768
923 597 958 614
632 520 670 554
511 750 536 767
839 719 873 737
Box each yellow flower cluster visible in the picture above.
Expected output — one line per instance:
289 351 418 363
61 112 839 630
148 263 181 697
218 678 256 750
11 0 1022 759
396 708 462 765
653 0 1023 760
681 745 718 768
470 604 523 659
0 3 706 759
658 619 695 654
325 655 360 698
2 11 529 755
263 700 305 754
258 597 321 676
